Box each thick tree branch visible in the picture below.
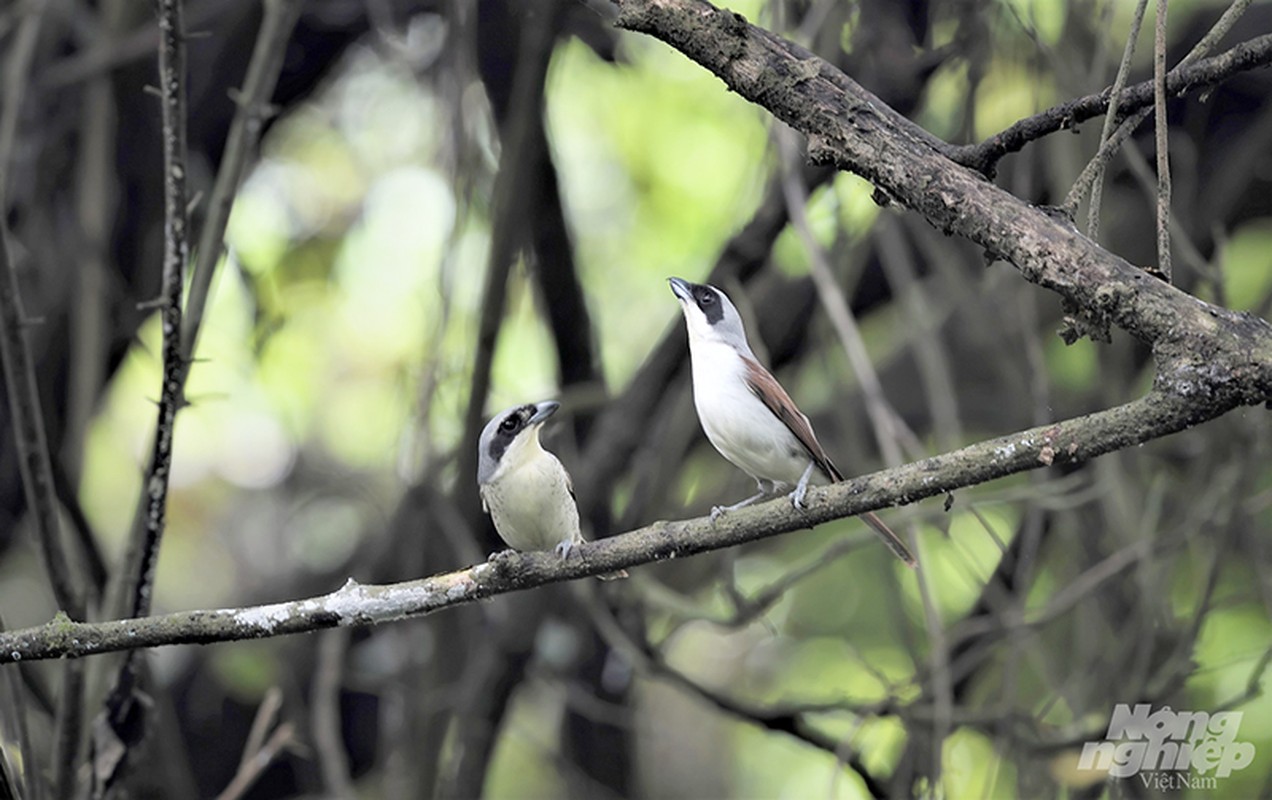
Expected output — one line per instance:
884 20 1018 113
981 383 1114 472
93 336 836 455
0 390 1236 664
612 0 1272 403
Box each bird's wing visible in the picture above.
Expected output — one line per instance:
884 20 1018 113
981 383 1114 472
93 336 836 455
742 356 844 482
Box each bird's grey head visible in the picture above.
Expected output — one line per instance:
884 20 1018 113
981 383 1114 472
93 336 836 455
668 277 752 353
477 400 560 485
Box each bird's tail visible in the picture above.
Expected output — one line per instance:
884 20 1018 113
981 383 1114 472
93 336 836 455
861 511 917 567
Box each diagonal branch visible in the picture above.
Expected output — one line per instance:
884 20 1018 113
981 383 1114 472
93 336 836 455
0 388 1255 665
612 0 1272 401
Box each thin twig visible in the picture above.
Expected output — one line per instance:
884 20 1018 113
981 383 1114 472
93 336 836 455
312 629 355 799
215 722 295 800
1086 0 1149 240
953 28 1270 178
238 687 283 777
1121 143 1217 290
90 2 191 794
1153 0 1172 282
1063 0 1256 215
0 0 82 619
180 0 302 366
123 0 192 623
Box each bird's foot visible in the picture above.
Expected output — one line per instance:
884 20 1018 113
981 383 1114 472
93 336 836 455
787 462 815 511
711 491 767 523
787 483 808 510
554 540 578 560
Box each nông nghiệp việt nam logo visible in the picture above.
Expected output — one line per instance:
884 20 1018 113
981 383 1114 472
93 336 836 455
1078 703 1255 789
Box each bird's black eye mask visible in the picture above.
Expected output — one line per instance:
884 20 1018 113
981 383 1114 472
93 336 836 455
693 285 724 325
487 404 535 465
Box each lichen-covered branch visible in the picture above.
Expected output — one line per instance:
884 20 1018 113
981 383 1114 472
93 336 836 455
0 391 1229 664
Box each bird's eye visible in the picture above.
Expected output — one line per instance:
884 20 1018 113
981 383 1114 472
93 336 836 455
699 291 715 305
498 417 518 433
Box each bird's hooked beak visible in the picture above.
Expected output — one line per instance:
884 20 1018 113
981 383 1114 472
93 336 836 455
528 400 560 426
668 276 693 304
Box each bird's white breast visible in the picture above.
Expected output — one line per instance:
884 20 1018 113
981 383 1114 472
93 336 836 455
480 437 581 552
687 339 811 487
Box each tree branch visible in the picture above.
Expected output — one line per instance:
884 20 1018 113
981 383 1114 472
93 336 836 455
118 0 192 624
952 31 1272 176
612 0 1272 400
0 389 1242 664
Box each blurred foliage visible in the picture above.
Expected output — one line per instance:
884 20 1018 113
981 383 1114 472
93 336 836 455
0 0 1268 797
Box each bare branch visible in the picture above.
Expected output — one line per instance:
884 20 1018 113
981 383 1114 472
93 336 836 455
118 0 192 625
0 389 1255 665
1085 0 1149 240
953 30 1272 177
1063 0 1257 214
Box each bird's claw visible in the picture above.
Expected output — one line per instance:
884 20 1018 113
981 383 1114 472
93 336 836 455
788 485 808 510
554 540 577 560
709 506 725 524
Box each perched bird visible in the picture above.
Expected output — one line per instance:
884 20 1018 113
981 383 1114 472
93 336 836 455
478 401 626 578
478 400 584 558
668 277 916 566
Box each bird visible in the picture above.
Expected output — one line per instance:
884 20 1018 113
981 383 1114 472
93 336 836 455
478 400 626 578
668 277 916 566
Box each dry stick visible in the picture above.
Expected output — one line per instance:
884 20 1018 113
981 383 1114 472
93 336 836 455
0 2 82 621
1153 0 1172 282
312 629 355 799
215 688 294 800
1064 0 1256 215
1086 0 1149 240
180 0 302 367
1122 145 1216 291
